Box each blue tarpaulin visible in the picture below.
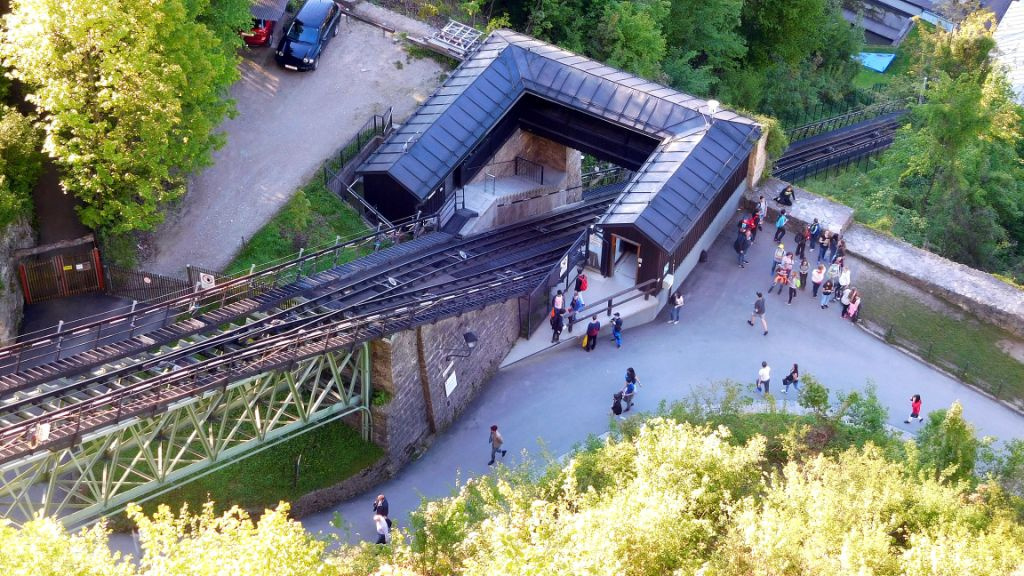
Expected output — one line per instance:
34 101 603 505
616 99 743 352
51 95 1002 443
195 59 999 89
857 52 897 73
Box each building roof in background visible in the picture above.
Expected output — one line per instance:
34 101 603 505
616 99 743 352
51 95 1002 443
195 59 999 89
250 0 289 21
359 30 760 254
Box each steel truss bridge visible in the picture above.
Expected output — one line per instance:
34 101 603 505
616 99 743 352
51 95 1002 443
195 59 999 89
0 192 616 527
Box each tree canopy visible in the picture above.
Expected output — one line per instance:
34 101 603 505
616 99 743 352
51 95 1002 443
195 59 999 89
0 0 249 233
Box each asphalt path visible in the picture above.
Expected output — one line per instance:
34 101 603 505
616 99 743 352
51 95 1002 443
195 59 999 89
292 221 1024 544
140 8 443 277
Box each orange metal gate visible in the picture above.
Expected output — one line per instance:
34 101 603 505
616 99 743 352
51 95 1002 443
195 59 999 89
18 248 104 304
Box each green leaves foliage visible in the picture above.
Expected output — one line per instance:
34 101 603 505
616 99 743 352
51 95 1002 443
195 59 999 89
1 0 247 233
0 106 43 228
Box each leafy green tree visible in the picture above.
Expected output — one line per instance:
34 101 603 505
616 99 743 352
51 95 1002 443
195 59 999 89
916 400 983 484
0 106 43 228
0 517 131 576
1 0 247 233
661 0 745 93
588 0 668 79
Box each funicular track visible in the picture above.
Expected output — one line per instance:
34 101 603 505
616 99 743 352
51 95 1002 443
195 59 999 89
774 111 908 180
0 196 614 464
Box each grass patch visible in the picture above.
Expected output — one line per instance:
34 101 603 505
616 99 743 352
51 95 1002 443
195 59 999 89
857 276 1024 408
223 178 370 276
109 419 383 531
852 24 919 91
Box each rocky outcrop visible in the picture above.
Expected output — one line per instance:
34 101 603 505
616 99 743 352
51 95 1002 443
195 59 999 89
0 219 35 343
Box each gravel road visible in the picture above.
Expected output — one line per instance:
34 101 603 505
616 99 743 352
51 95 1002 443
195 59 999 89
140 3 444 277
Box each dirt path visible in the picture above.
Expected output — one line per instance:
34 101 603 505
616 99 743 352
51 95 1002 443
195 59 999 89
140 4 444 277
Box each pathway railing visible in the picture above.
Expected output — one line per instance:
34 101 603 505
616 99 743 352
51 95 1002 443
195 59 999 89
565 277 660 332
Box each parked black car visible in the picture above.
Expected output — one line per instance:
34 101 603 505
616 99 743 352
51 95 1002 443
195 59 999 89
275 0 341 71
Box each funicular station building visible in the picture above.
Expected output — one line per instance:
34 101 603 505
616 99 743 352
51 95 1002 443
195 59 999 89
346 31 767 471
359 30 765 295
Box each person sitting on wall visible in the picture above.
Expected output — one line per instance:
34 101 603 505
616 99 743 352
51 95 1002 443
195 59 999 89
774 185 796 206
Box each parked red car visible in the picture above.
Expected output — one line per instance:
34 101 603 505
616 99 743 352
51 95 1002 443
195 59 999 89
241 18 275 47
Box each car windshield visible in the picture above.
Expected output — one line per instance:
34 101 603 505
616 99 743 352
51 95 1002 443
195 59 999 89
286 20 318 43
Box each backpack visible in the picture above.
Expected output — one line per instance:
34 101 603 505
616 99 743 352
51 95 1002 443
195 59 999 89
576 274 589 292
810 222 820 235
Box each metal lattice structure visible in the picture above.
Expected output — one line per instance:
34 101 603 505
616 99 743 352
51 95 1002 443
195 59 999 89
0 344 371 528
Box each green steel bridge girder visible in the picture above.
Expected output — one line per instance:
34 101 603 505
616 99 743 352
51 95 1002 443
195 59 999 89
0 343 373 529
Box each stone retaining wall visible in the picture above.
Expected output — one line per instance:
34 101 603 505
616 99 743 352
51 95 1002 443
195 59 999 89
745 179 1024 338
0 219 35 343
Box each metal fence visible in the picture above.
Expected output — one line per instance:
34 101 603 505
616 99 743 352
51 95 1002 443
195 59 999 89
105 265 192 303
518 229 590 338
780 143 888 184
323 108 394 227
786 100 908 143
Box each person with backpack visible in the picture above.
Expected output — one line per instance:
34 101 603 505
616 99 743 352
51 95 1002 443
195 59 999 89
610 312 623 348
611 391 624 416
585 315 601 352
621 367 640 411
550 308 564 343
574 272 589 293
809 218 822 247
773 209 788 242
566 292 584 332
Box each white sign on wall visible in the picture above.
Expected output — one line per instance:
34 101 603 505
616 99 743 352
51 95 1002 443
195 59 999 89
444 364 458 397
559 255 568 278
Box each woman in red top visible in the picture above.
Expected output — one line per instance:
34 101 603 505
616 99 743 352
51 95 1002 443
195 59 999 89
905 394 923 423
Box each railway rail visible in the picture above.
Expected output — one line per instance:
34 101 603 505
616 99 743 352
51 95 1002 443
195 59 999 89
774 111 907 180
0 196 613 464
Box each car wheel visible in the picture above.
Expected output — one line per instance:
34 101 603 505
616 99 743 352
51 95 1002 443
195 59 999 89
312 57 319 71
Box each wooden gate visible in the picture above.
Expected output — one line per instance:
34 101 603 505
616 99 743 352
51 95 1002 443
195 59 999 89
18 248 104 304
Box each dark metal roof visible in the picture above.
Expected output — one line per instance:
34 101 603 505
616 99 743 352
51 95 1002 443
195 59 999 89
250 0 288 21
359 30 760 254
601 120 757 254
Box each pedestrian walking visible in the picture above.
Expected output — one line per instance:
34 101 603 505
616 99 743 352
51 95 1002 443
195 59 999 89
798 258 810 292
773 210 788 242
585 315 600 352
550 308 564 343
621 367 640 411
748 292 768 335
904 394 924 423
610 312 623 348
787 270 799 305
817 230 831 264
820 279 834 309
782 363 800 394
668 292 684 324
771 242 785 276
810 263 826 297
734 227 752 268
756 361 771 394
487 424 508 465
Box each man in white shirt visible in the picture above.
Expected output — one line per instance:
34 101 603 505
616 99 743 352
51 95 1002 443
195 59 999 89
757 361 771 395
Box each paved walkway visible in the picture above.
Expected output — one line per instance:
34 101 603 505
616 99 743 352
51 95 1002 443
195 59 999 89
289 221 1024 544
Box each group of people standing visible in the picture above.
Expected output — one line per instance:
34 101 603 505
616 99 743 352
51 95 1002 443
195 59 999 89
737 192 864 325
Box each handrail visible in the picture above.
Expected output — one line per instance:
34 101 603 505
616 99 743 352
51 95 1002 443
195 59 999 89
567 277 661 330
0 214 438 358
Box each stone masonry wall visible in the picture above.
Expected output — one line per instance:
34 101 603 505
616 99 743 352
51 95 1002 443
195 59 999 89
0 219 35 343
369 299 520 474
